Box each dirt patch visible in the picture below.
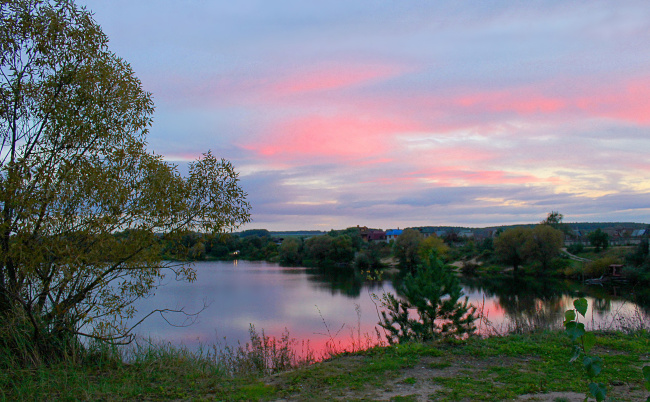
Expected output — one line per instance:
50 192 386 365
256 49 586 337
381 257 400 269
451 257 483 269
375 363 445 401
268 351 647 401
517 391 587 401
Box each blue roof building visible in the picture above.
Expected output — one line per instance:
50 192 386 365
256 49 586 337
386 229 403 242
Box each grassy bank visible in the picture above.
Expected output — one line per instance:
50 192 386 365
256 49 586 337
2 330 649 401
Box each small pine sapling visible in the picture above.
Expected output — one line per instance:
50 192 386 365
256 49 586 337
379 252 476 344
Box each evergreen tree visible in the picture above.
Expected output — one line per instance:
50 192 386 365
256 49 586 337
379 252 476 344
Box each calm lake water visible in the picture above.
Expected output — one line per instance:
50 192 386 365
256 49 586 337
129 260 648 354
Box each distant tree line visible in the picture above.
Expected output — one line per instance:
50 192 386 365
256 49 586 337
159 227 392 270
279 228 391 269
159 212 650 283
159 229 280 262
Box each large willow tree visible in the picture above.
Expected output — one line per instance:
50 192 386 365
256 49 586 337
0 0 250 360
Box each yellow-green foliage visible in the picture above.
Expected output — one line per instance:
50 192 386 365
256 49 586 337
418 236 449 261
561 260 584 277
584 257 617 278
0 0 250 364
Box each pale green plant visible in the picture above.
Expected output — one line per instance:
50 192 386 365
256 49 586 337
213 325 315 376
644 365 650 402
564 298 607 401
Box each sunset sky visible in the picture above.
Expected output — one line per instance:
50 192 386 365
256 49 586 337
81 1 650 231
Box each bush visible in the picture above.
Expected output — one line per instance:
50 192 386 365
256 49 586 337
478 248 495 263
626 239 649 267
550 257 572 273
353 252 372 270
1 315 84 368
216 325 313 376
567 243 585 254
622 265 650 283
584 257 617 278
460 260 480 276
560 261 584 278
483 265 503 275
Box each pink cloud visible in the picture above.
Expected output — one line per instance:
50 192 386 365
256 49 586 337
632 163 650 171
576 78 650 124
450 77 650 124
345 89 571 138
368 76 650 133
423 147 498 164
455 91 566 115
243 114 421 160
150 62 411 111
362 176 419 186
361 168 560 188
407 168 559 186
270 64 404 96
350 157 395 166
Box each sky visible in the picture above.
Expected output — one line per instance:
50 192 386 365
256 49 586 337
80 0 650 231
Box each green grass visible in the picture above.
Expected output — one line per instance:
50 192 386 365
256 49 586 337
2 330 649 401
575 245 632 262
271 331 650 401
0 344 280 401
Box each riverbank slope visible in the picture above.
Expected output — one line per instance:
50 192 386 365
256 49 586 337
3 331 649 401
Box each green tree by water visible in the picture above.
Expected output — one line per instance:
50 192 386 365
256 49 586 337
525 225 564 274
588 229 609 252
302 234 356 267
418 236 449 262
494 227 531 274
394 228 424 272
541 211 571 235
0 0 250 362
304 235 334 266
279 237 302 265
330 235 356 263
379 252 476 344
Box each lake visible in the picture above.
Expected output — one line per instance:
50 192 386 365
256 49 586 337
129 260 648 355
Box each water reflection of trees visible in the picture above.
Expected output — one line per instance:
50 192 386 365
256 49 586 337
298 263 650 320
462 276 574 330
387 271 570 331
621 284 650 315
461 275 650 330
303 267 390 298
572 282 650 316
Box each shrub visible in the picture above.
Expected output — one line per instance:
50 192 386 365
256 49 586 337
549 257 572 273
584 257 617 278
626 239 649 267
354 252 372 270
216 325 313 376
460 260 479 276
567 243 584 254
354 249 383 270
621 265 650 283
